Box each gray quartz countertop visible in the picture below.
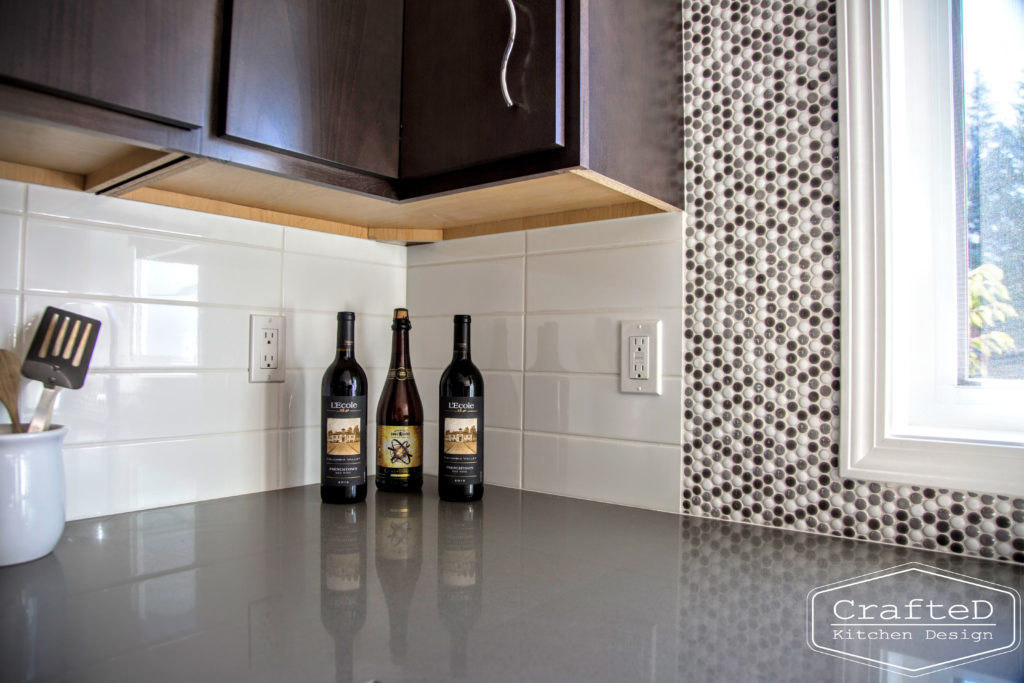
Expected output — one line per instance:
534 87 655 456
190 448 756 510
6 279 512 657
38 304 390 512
2 479 1022 682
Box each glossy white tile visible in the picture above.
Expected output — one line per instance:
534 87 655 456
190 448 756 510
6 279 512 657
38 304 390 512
522 432 681 512
279 426 320 487
482 427 522 488
526 243 682 312
0 293 16 350
285 311 392 371
27 185 283 248
19 372 282 445
24 218 282 307
526 212 684 254
411 314 523 371
406 231 524 266
0 212 22 290
422 420 438 476
525 310 682 376
284 226 406 267
22 296 256 370
282 252 404 314
407 257 524 316
0 179 26 212
524 374 681 445
62 431 285 520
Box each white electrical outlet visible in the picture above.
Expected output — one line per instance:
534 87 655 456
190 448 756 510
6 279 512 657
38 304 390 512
620 320 661 395
249 315 285 383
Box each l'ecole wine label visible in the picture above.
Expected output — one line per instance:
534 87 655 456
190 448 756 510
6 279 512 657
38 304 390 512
377 424 422 471
322 395 366 486
440 396 483 485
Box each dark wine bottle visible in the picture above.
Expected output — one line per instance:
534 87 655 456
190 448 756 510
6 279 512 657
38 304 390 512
437 500 482 677
438 315 484 501
320 503 367 683
376 308 424 492
321 312 368 504
374 491 422 665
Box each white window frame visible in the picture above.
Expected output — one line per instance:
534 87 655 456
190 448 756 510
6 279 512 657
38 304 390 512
838 0 1024 497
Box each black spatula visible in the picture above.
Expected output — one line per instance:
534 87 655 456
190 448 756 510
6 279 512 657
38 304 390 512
22 307 101 433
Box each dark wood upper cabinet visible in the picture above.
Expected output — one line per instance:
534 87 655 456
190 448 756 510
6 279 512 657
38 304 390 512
0 0 217 129
222 0 403 178
400 0 565 179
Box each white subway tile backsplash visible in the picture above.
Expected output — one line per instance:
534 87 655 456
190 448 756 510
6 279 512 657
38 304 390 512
407 257 524 316
19 372 283 445
284 226 406 267
407 231 524 266
524 374 681 445
286 311 392 371
0 293 16 350
28 185 284 249
0 179 26 212
25 218 283 307
483 427 522 488
282 252 405 314
522 433 681 512
526 212 684 254
0 212 22 290
525 310 683 376
526 243 682 312
63 431 286 520
411 314 523 371
21 296 256 370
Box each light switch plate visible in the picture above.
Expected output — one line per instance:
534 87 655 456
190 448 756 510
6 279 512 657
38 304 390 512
249 314 285 383
620 320 662 395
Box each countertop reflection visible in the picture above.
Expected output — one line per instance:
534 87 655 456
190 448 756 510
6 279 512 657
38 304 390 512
2 480 1022 682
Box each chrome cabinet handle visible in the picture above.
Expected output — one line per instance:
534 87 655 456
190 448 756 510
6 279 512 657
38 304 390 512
500 0 517 107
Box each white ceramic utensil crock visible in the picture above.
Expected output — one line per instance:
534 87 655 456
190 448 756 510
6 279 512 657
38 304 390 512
0 424 67 566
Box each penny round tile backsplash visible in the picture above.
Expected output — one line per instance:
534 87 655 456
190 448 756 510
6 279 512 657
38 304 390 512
681 0 1024 564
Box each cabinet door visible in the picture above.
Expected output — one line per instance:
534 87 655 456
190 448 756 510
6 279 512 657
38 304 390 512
0 0 215 129
400 0 565 179
223 0 403 178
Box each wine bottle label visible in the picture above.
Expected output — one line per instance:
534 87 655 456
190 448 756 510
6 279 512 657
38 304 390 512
386 367 414 381
440 396 483 485
322 396 367 486
376 424 423 473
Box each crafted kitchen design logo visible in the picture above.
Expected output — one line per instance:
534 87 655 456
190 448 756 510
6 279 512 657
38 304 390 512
807 563 1020 677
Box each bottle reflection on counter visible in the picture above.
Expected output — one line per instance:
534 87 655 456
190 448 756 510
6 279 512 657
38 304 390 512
437 500 483 678
320 503 367 683
374 492 423 665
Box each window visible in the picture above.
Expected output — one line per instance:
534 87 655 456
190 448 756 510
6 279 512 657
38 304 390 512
839 0 1024 496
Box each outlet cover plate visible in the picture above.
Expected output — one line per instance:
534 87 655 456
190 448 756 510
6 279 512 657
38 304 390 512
249 314 285 383
620 320 662 395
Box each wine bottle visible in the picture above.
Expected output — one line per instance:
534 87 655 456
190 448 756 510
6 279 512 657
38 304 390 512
321 312 368 504
437 500 482 677
320 503 367 683
376 308 424 492
438 315 484 501
374 491 422 665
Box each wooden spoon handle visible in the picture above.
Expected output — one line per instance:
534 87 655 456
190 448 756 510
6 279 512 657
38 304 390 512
1 395 21 432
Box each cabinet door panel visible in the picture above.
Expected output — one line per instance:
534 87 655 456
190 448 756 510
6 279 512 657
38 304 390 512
224 0 402 178
400 0 565 179
0 0 215 129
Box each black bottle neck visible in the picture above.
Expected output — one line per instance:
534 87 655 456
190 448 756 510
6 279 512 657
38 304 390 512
336 317 355 361
451 320 471 362
389 321 412 369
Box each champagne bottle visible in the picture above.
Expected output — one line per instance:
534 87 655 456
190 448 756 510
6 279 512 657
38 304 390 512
321 312 368 504
438 315 484 501
376 308 423 492
320 504 367 683
375 492 422 665
437 500 482 678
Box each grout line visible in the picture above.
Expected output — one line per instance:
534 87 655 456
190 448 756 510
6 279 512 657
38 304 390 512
62 426 299 450
15 197 27 348
406 253 525 269
524 239 684 258
522 429 682 449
